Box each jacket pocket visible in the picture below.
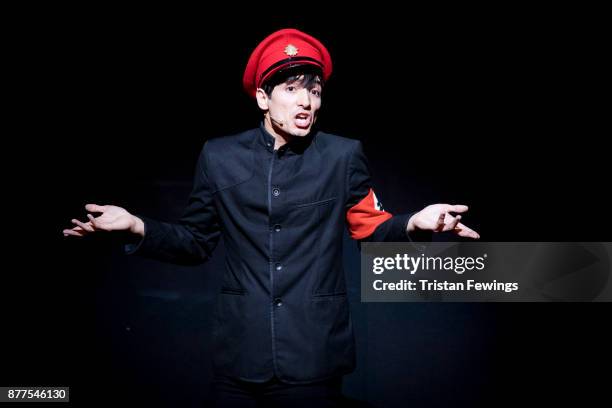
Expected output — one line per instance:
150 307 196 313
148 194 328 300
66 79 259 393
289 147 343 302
220 287 247 296
296 197 337 224
312 292 347 301
295 196 337 208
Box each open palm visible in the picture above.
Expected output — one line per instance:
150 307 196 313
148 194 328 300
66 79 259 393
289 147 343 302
408 204 480 239
63 204 135 237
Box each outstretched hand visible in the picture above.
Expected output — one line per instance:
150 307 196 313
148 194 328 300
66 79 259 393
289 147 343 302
407 204 480 239
62 204 144 238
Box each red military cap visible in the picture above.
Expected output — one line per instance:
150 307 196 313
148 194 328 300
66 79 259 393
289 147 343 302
243 28 333 98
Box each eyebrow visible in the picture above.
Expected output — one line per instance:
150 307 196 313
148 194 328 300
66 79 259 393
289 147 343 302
285 78 322 87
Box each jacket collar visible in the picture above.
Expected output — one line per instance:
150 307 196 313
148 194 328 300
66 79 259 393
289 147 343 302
258 122 316 156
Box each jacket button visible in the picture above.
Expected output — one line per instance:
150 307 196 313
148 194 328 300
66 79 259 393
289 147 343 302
274 298 283 307
272 188 280 197
275 263 282 271
273 224 282 232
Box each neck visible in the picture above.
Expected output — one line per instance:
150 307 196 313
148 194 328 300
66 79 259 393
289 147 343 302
264 116 292 150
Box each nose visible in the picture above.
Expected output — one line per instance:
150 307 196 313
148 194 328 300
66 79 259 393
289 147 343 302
296 88 311 108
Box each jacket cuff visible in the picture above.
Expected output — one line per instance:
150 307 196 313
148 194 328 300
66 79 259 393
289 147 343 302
403 211 433 247
382 213 412 241
124 215 159 256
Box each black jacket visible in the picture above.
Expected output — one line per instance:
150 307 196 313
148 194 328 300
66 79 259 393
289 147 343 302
127 124 425 383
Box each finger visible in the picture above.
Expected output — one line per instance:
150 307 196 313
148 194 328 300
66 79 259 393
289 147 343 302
63 228 84 237
436 212 446 231
454 223 480 239
446 204 469 214
445 214 462 231
85 203 107 213
88 214 107 230
88 216 112 231
72 218 94 233
69 225 91 235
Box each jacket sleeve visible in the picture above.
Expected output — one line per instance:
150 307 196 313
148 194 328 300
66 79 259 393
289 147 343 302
124 141 221 265
345 140 431 243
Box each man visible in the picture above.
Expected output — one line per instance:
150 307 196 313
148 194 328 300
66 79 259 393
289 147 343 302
63 28 479 407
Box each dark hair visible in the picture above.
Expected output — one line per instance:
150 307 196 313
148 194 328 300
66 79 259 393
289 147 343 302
262 65 324 97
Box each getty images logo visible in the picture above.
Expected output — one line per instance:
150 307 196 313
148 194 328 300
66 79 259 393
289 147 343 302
372 253 488 275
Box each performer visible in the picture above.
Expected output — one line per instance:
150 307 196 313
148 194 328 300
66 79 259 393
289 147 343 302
63 28 479 407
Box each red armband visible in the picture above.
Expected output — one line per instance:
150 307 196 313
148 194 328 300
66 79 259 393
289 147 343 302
346 188 393 239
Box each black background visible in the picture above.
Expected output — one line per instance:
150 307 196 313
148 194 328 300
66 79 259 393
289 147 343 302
3 5 610 407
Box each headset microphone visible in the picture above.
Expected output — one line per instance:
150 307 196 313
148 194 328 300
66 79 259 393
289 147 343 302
270 116 285 127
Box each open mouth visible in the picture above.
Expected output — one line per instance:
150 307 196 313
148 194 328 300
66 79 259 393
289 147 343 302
294 112 311 128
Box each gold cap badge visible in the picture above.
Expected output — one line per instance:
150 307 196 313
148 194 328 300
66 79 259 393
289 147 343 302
284 44 299 57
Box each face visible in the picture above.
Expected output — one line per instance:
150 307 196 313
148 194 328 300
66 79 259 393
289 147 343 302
256 75 322 138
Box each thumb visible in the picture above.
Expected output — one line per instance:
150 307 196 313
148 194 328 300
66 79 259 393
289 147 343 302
85 203 107 213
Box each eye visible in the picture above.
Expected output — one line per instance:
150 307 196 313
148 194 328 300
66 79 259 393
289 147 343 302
286 85 296 92
311 89 321 97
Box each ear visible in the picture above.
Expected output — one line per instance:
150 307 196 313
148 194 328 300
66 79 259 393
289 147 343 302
255 88 269 111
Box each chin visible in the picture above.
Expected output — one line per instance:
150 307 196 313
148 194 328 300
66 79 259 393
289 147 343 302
289 127 312 137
